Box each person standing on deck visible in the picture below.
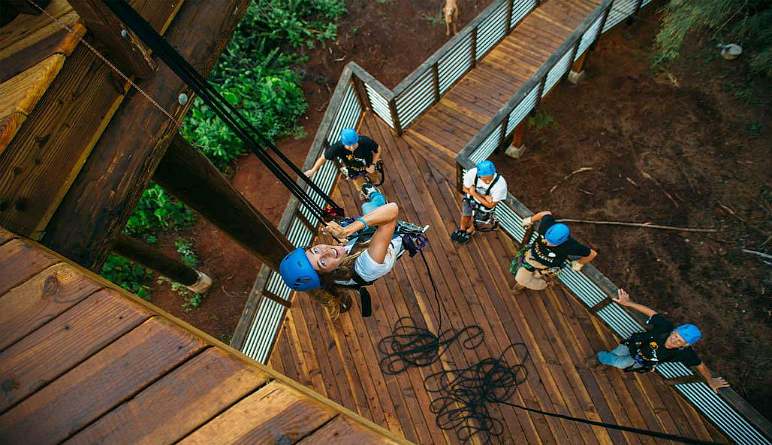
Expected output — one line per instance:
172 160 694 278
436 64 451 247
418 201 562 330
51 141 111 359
304 128 382 194
451 160 508 245
595 288 730 393
514 210 597 290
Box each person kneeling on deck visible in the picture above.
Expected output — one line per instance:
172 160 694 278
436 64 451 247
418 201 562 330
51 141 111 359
451 160 507 245
304 128 382 194
514 210 597 290
278 201 427 319
596 289 730 393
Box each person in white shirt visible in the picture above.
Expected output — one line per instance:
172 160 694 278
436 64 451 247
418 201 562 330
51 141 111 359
451 160 508 244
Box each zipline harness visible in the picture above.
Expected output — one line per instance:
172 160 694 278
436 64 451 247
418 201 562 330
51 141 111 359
104 0 343 222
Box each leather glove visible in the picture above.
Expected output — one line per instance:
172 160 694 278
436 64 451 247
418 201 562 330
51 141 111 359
571 261 584 271
521 216 532 228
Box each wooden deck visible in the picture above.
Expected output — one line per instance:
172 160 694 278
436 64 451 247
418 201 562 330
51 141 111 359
269 112 725 444
0 226 406 444
407 0 600 163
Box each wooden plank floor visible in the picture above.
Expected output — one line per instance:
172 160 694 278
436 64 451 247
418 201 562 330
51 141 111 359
406 0 600 162
0 226 405 445
270 113 725 444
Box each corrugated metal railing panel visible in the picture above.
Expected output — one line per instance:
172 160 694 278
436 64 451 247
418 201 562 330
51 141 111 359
676 383 772 445
511 0 537 28
365 83 394 127
476 1 509 59
657 362 694 379
395 69 435 128
558 268 608 307
603 0 637 33
575 12 604 60
243 297 284 363
469 126 503 164
329 84 362 144
495 203 528 242
543 49 573 96
438 38 473 93
506 83 539 135
596 303 645 338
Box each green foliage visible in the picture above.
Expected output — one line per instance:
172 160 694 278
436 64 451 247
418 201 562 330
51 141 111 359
100 254 153 300
654 0 772 77
181 0 346 169
125 183 194 239
175 238 199 268
527 110 556 131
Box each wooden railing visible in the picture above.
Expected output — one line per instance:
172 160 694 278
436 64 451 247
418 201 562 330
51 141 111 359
454 1 772 443
349 0 543 134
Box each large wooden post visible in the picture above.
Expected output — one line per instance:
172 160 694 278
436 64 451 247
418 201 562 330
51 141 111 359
504 120 527 159
153 135 292 270
568 51 589 84
112 234 212 293
68 0 156 77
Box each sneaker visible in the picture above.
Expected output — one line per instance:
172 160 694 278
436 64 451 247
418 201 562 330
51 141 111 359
456 232 472 244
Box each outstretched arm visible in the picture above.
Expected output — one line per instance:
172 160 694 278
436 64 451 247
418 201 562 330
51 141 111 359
695 363 730 393
304 154 327 177
323 203 399 264
521 210 552 226
613 288 658 318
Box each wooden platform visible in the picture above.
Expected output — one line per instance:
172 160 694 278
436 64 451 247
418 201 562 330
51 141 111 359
0 226 406 444
269 113 725 445
406 0 599 166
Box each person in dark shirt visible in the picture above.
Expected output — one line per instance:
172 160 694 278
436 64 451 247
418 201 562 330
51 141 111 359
596 288 730 393
305 128 381 193
514 210 597 290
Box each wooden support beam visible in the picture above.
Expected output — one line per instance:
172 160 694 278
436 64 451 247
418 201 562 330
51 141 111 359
67 0 156 78
7 0 52 16
42 0 250 270
112 233 211 292
153 135 291 270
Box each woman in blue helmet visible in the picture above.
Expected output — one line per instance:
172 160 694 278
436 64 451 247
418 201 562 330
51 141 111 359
278 200 426 319
515 210 597 290
595 288 729 393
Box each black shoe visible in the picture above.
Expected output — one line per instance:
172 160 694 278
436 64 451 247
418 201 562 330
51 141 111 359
456 232 472 244
450 229 463 241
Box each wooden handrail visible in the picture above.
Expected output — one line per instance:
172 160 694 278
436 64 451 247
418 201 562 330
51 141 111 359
456 0 612 163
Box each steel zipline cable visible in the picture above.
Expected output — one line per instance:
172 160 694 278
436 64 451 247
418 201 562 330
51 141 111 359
102 0 343 222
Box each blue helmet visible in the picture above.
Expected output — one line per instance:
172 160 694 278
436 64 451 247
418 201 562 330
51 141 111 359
476 160 496 176
675 324 702 345
341 128 359 146
279 248 321 291
545 223 570 245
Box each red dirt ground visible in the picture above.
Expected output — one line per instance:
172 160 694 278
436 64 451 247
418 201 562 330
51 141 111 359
492 8 771 417
148 0 491 344
147 1 771 418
